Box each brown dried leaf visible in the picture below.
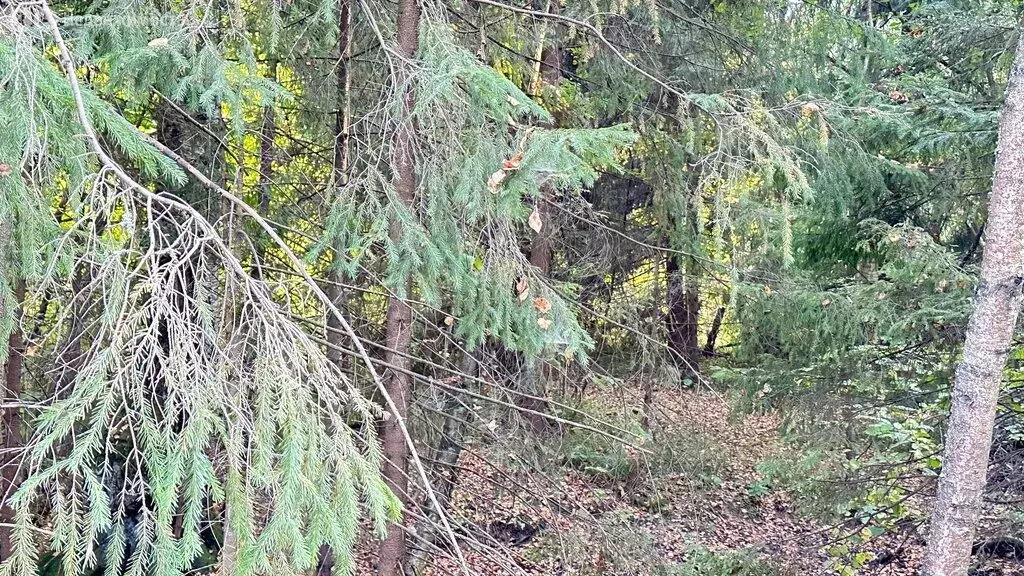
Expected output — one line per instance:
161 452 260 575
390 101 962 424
515 277 529 301
533 297 551 314
0 164 11 177
502 152 523 170
528 207 543 233
487 169 507 193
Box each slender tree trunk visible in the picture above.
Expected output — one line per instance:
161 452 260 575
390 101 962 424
378 0 420 572
642 257 660 432
666 255 700 382
317 4 352 573
522 201 554 436
324 0 354 384
519 12 562 436
922 26 1024 576
215 148 246 576
252 59 277 280
0 278 24 560
703 306 725 357
407 350 477 575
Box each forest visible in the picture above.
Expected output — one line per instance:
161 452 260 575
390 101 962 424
1 0 1023 574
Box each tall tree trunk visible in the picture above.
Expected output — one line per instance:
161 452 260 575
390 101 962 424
324 0 354 384
317 3 352 573
378 0 420 572
519 11 562 436
922 25 1024 576
666 255 700 382
0 278 24 560
252 59 277 280
641 257 660 432
215 148 246 576
407 349 477 575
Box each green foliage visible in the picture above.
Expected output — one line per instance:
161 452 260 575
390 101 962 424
4 0 1024 572
658 544 779 576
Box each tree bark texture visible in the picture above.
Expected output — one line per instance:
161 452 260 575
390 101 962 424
317 4 352 572
922 24 1024 576
666 255 700 382
0 279 25 560
519 10 563 436
378 0 420 572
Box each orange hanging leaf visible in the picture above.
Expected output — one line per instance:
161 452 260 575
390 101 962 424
532 297 551 314
502 152 523 170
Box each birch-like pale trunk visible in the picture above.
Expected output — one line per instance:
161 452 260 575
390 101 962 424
922 24 1024 576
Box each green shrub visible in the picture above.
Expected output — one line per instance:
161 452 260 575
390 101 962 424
658 545 779 576
562 418 730 487
525 510 659 575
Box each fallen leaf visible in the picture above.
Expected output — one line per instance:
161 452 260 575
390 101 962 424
444 316 455 327
533 297 551 314
528 207 543 233
0 164 10 177
487 169 507 193
148 37 169 48
537 317 552 330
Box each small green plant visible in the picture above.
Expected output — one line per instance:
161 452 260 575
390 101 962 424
657 544 780 576
561 410 730 487
746 452 856 518
563 426 637 482
525 510 658 575
648 426 731 486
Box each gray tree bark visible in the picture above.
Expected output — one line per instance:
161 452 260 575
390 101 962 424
922 24 1024 576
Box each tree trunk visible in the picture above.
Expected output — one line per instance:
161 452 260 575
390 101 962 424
378 0 420 572
519 12 562 437
0 279 24 560
666 256 700 382
642 257 660 432
324 0 354 384
407 350 477 575
703 306 725 357
317 3 352 572
252 59 277 280
521 198 554 436
922 25 1024 576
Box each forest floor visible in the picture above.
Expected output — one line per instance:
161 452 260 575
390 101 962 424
415 388 1023 575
